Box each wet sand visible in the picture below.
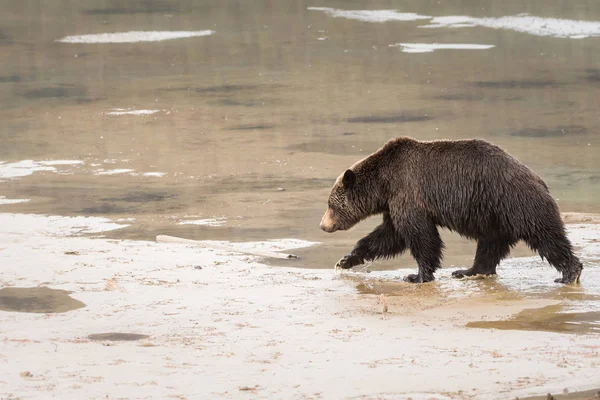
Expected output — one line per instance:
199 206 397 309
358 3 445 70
1 213 600 399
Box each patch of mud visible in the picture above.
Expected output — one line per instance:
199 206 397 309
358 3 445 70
468 304 600 334
22 86 87 99
101 191 175 203
79 204 136 214
76 96 106 104
83 0 178 15
88 333 150 341
0 287 85 313
509 125 588 138
472 79 559 89
227 124 274 131
167 84 282 95
435 93 485 101
288 140 373 155
585 69 600 82
347 113 433 123
0 75 21 83
202 175 332 193
0 29 10 44
435 93 523 102
523 388 600 400
213 99 268 107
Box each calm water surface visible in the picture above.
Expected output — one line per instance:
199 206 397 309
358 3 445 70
1 0 599 270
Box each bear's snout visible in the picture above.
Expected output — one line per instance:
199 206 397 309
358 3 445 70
320 208 338 233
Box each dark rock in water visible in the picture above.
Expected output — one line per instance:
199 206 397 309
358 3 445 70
88 333 150 341
0 287 85 313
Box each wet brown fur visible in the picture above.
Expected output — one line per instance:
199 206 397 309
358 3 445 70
321 137 583 284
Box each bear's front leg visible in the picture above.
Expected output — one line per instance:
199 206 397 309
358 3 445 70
335 212 407 269
396 212 443 283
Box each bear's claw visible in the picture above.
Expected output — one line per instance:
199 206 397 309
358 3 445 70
451 270 469 279
335 254 362 269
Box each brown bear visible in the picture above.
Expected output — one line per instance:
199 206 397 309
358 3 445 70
320 137 583 284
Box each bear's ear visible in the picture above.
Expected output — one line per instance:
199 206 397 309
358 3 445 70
342 169 356 189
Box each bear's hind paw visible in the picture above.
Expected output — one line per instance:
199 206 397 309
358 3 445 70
403 273 434 284
554 268 583 284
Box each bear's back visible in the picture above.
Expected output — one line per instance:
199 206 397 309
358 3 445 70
380 137 554 238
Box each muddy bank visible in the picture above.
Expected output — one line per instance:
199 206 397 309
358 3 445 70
524 388 600 400
1 213 599 399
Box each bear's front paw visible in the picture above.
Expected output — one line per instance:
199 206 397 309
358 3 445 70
335 254 362 269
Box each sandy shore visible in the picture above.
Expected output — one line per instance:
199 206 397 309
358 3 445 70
1 212 599 400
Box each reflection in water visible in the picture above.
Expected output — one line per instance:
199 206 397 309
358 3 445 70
468 305 600 334
336 252 600 334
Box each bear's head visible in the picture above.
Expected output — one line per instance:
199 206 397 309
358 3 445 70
320 169 370 233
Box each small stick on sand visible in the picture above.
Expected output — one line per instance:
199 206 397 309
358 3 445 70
379 294 388 319
156 235 298 260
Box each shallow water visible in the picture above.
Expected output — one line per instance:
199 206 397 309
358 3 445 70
0 3 599 272
0 287 86 313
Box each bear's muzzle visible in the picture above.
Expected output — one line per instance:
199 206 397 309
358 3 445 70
320 208 338 233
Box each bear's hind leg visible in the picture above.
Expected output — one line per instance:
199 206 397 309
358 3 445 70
452 239 514 279
524 226 583 284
